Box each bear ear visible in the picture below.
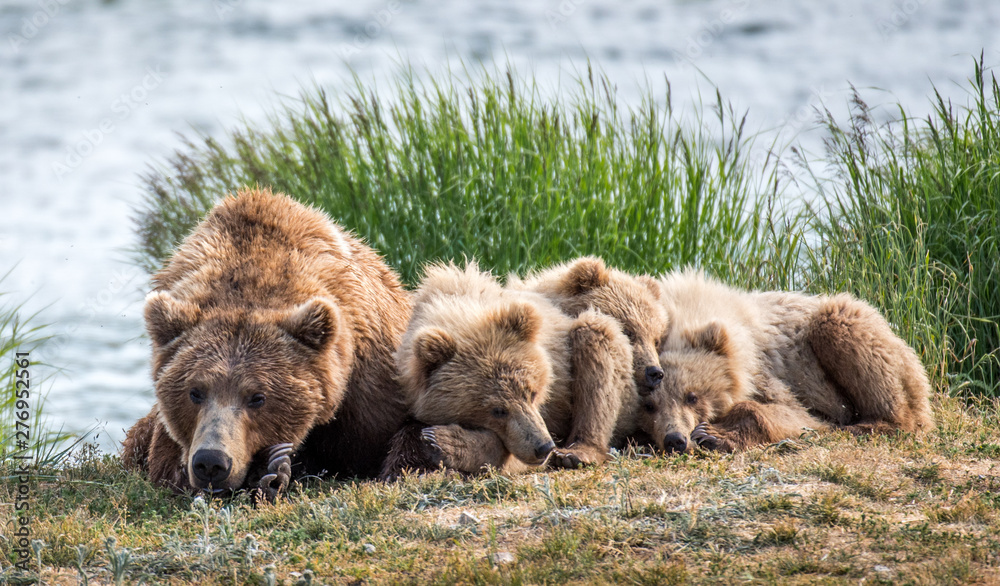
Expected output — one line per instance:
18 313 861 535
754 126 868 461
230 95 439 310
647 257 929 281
414 327 457 376
145 292 201 347
636 275 662 300
560 256 611 295
685 322 730 356
495 302 541 343
280 298 339 351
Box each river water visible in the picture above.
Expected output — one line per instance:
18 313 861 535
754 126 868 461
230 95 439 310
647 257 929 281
2 0 998 453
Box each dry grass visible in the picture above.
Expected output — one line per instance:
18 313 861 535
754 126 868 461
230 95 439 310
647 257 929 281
2 394 999 585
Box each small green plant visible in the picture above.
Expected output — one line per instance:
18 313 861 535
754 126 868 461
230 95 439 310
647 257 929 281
30 539 44 579
104 537 131 586
808 490 847 526
73 544 90 586
611 455 633 516
754 520 799 546
903 461 942 484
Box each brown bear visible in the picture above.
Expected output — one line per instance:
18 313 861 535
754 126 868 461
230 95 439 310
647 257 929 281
509 256 670 397
639 269 934 453
121 188 412 498
380 261 637 477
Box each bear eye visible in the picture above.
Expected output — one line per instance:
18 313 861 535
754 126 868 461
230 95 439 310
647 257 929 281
685 392 698 405
623 328 637 343
189 388 205 405
642 401 657 413
491 407 509 419
248 393 266 409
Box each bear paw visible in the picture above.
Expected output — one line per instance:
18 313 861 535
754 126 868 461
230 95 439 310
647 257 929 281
549 443 608 469
419 426 447 468
254 443 293 503
691 422 735 452
418 424 507 473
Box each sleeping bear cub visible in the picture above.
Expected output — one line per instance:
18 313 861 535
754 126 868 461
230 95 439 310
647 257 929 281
640 270 933 453
381 261 639 476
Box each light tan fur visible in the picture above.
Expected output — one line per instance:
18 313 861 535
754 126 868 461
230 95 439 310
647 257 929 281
382 261 636 476
121 188 412 493
510 256 670 398
640 269 933 453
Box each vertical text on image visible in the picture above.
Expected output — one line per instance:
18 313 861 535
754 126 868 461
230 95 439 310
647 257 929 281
11 351 34 572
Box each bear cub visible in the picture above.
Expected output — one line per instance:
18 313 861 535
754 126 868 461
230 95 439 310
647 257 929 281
381 261 638 477
640 270 933 453
510 256 669 399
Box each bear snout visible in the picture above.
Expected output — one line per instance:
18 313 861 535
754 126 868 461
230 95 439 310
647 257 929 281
535 440 555 460
645 365 664 387
662 432 688 454
192 449 233 486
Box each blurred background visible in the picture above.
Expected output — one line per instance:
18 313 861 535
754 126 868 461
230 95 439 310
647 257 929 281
2 0 998 452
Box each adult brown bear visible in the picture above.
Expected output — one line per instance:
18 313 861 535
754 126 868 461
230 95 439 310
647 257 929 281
122 188 411 498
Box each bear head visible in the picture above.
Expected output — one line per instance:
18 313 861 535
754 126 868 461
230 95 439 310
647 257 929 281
398 299 556 466
548 257 669 396
145 290 353 492
638 322 747 453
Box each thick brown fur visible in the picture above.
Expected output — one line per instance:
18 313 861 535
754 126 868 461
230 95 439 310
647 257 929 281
121 188 412 494
510 256 670 397
380 261 636 478
641 269 934 453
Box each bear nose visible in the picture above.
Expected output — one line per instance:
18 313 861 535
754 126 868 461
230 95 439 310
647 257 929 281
663 432 687 454
645 366 664 387
535 440 555 460
192 449 233 484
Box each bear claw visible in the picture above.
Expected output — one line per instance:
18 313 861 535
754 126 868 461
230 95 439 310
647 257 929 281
550 450 584 469
419 427 444 467
420 427 439 450
691 422 720 450
255 442 293 502
549 443 606 469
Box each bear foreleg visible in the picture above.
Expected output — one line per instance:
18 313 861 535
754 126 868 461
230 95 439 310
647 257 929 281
144 416 193 493
691 401 827 452
121 405 159 473
555 310 634 468
380 422 519 477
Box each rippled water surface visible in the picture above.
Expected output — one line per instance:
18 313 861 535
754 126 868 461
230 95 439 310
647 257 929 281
3 0 998 451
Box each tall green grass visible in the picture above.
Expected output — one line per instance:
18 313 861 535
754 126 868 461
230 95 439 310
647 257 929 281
136 59 1000 398
135 64 798 290
805 56 1000 396
0 278 76 467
